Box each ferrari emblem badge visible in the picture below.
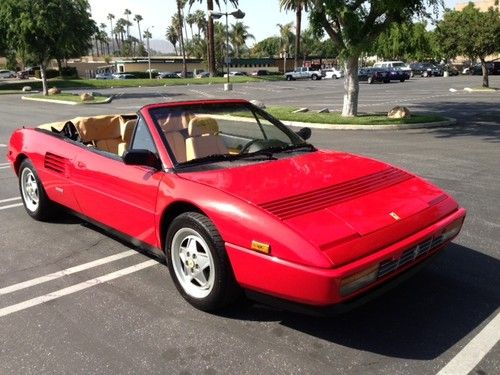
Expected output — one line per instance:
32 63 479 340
390 212 401 221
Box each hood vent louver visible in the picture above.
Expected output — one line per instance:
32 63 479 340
260 167 412 220
44 152 67 175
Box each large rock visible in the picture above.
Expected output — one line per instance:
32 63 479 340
293 107 309 113
80 92 94 102
48 87 61 95
22 86 32 92
387 106 411 119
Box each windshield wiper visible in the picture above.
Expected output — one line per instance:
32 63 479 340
258 143 317 155
176 151 276 168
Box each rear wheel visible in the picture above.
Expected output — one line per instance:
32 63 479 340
286 75 292 81
311 74 318 80
400 78 405 82
166 212 241 311
19 159 58 221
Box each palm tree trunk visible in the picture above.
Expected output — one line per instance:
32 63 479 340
138 22 143 43
294 6 302 70
207 0 216 76
177 2 187 77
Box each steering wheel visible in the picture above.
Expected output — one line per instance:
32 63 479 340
240 139 287 154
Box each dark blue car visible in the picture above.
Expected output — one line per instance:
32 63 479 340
387 68 410 82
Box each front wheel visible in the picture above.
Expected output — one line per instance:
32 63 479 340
286 75 292 81
311 74 318 80
166 212 241 311
19 159 58 221
367 76 373 84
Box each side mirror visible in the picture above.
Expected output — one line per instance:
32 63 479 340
296 127 312 141
123 149 162 170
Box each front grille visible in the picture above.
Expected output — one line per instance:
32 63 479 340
377 235 444 279
260 167 412 220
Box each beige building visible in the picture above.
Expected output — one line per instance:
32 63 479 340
455 0 499 11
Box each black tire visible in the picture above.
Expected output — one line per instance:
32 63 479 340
400 78 405 82
367 76 373 84
384 78 390 83
18 159 58 221
311 74 318 80
166 212 241 311
286 75 292 81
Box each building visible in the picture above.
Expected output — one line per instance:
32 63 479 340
455 0 499 11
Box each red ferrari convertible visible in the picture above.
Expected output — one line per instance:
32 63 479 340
7 99 465 313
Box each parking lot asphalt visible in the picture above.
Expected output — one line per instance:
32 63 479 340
0 76 499 374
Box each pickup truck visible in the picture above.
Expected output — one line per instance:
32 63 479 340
284 67 325 81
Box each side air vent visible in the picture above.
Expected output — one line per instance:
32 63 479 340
44 152 67 175
260 167 412 220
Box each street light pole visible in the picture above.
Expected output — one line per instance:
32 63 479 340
146 26 154 79
209 9 245 92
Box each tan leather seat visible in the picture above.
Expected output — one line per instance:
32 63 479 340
118 119 137 156
161 112 194 163
185 117 228 161
74 115 123 154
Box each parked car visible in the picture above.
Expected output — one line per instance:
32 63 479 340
7 99 465 313
284 66 325 81
112 73 136 79
95 72 114 80
470 61 500 76
358 67 390 83
443 65 460 76
251 69 269 76
195 72 210 78
373 61 412 77
410 63 443 77
0 70 16 78
175 71 194 78
324 68 343 79
157 71 180 79
223 71 248 77
387 68 410 82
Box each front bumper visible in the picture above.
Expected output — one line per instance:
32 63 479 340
225 208 466 307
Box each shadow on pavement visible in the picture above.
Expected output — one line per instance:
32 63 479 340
413 101 500 142
223 243 500 360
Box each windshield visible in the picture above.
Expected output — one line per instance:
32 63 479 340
392 62 406 67
148 102 309 167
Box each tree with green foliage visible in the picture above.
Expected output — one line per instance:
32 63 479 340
134 14 144 43
230 22 254 58
277 22 296 56
372 22 436 61
436 3 500 87
280 1 310 69
189 0 239 76
251 37 281 57
166 25 180 55
0 0 96 95
309 0 440 117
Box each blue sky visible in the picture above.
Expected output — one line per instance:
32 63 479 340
88 0 461 44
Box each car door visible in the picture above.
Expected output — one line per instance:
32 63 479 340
71 116 162 246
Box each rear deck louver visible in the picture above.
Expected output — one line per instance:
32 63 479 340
44 152 67 175
259 167 412 220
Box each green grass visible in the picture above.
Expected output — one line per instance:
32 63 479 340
29 93 111 104
0 75 283 91
251 106 447 125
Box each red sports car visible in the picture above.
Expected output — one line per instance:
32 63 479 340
7 99 466 313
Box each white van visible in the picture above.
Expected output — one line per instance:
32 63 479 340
373 61 412 76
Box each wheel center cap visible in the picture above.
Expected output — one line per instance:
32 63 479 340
187 259 195 269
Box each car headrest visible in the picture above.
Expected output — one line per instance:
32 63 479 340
188 117 219 137
162 111 194 132
74 115 122 142
121 119 136 143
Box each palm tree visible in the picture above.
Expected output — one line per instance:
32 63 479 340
176 0 187 77
100 23 110 55
114 19 127 51
193 9 207 37
124 9 132 39
134 14 143 43
186 13 197 39
107 13 115 52
280 0 309 69
189 0 239 76
166 25 179 55
277 22 295 55
230 22 254 58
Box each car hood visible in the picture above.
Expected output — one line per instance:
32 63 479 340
179 150 449 264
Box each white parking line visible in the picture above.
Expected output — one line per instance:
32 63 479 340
0 249 138 295
0 197 21 204
0 144 6 148
0 259 159 318
0 166 11 170
0 203 23 211
437 311 500 375
0 162 9 166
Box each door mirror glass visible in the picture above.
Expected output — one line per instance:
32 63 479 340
123 149 162 170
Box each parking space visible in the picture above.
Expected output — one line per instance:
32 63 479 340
0 76 498 374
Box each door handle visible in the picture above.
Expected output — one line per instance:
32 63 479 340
76 161 86 169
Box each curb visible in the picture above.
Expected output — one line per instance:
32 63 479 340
21 95 113 105
279 117 457 130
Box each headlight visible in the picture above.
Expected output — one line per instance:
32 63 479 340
340 264 379 296
442 219 463 242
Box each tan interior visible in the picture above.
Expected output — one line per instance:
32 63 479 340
38 115 137 156
161 112 194 163
185 117 228 161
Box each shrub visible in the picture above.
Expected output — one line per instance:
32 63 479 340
34 69 59 79
60 67 78 78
